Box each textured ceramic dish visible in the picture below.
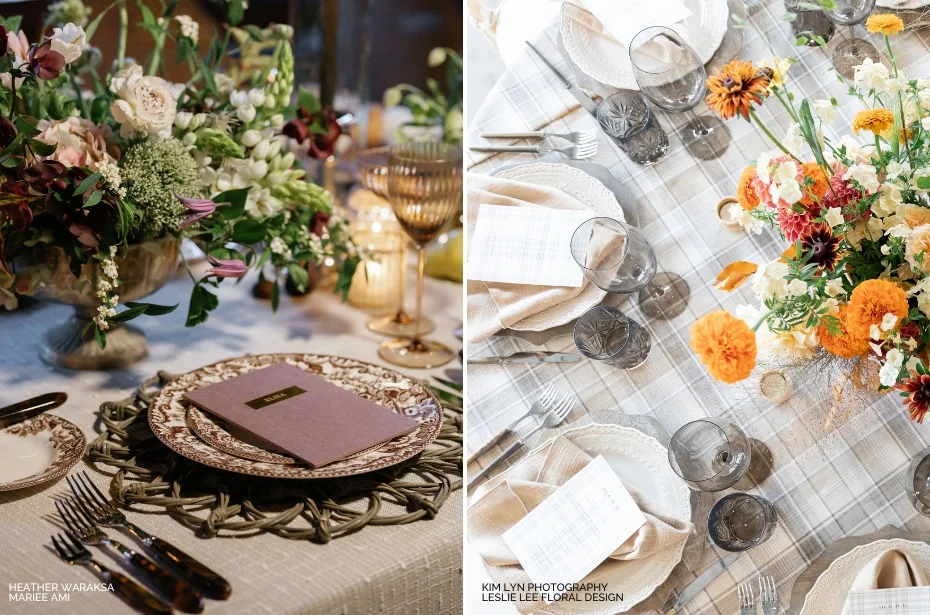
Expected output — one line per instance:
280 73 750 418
149 354 443 479
491 162 624 332
799 538 930 615
482 423 692 614
561 0 729 91
0 414 86 492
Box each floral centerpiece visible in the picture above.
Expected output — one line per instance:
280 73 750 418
693 14 930 422
0 3 358 352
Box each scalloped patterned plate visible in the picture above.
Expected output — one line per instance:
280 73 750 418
0 414 85 492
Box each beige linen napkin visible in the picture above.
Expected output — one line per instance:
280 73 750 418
468 435 694 614
850 549 929 591
467 173 606 343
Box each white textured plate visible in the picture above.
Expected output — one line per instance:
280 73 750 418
561 0 730 91
877 0 930 9
800 538 930 615
492 162 624 332
482 423 691 615
0 414 85 492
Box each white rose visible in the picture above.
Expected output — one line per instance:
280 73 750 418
51 23 86 64
109 65 179 139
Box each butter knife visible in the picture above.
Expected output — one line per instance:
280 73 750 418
468 352 580 364
0 392 67 429
525 41 599 115
663 553 740 614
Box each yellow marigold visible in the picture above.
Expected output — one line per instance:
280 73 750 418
800 162 829 207
846 279 909 340
737 165 760 211
689 311 757 384
866 14 904 36
853 108 895 136
819 304 870 359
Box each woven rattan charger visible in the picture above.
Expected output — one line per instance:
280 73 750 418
86 371 462 542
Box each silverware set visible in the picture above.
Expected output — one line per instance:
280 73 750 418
480 129 598 146
469 142 598 160
49 470 232 614
468 385 573 487
738 576 779 614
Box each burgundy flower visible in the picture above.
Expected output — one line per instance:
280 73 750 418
898 371 930 423
68 222 100 250
178 195 217 228
19 159 66 188
0 26 7 57
307 109 341 159
29 39 65 80
309 211 330 236
799 224 841 271
205 255 248 279
0 180 33 231
901 321 921 342
282 119 309 144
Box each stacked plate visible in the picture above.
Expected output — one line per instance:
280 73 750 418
560 0 731 91
148 353 444 479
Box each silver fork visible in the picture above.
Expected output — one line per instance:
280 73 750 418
66 471 232 600
739 582 756 615
480 129 598 145
51 530 172 615
759 576 778 615
468 393 574 487
56 497 205 613
469 142 598 160
467 383 561 464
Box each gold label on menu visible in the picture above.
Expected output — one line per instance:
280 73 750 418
245 386 307 409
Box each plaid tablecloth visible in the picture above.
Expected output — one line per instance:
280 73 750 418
466 3 930 614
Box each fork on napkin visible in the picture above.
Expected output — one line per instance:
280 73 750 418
468 435 694 614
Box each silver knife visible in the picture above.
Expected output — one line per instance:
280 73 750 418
663 553 740 614
468 352 581 364
0 392 68 429
525 41 599 115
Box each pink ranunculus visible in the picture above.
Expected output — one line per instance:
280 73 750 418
776 205 815 242
35 117 116 168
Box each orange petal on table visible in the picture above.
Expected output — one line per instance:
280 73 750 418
781 244 798 261
713 261 759 291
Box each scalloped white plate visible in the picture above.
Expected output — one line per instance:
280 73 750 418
492 162 624 332
561 0 730 91
800 538 930 615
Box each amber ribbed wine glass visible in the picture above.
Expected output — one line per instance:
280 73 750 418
379 142 463 369
356 146 434 338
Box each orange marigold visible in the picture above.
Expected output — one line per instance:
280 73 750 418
706 60 770 120
690 311 757 384
737 166 760 211
819 304 870 359
800 162 829 207
846 279 910 340
853 108 895 136
866 14 904 36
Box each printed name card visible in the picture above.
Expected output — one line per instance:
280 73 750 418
502 455 646 595
846 587 930 614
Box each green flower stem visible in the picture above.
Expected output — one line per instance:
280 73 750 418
147 32 166 75
117 0 128 70
749 107 802 163
69 73 90 118
212 29 232 71
773 87 800 125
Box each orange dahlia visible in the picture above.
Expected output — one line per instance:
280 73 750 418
819 305 869 359
866 14 904 36
800 162 829 207
845 279 910 340
706 60 770 120
853 108 895 136
690 311 757 384
737 166 760 211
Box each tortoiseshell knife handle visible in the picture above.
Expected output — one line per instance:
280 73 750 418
127 551 205 613
105 568 173 615
144 536 232 600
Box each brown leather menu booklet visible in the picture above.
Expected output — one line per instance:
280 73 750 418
183 362 418 468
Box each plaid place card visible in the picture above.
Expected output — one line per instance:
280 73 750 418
468 204 594 287
844 587 930 614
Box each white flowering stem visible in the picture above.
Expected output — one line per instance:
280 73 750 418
117 0 128 70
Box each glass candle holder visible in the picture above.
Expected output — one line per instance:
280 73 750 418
347 230 405 310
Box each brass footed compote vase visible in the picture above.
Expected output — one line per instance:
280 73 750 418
378 143 462 369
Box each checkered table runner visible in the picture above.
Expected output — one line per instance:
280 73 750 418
467 3 930 614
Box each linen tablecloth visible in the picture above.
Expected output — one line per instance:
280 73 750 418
466 3 930 614
0 260 463 615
